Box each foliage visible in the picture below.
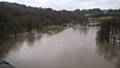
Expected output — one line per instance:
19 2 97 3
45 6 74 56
0 2 120 41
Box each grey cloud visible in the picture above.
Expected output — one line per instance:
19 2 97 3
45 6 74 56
0 0 120 10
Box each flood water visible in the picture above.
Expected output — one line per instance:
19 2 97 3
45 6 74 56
0 25 119 68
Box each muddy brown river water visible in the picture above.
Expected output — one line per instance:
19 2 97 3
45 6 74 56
0 25 118 68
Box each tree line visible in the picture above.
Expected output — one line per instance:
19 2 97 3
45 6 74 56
0 2 120 41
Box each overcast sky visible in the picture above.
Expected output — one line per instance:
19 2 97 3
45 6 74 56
0 0 120 10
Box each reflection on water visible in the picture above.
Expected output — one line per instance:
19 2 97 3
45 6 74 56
0 25 118 68
96 21 120 68
96 42 120 68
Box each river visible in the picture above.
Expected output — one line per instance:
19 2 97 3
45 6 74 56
0 25 118 68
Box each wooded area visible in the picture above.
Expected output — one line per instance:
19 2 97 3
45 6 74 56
0 2 120 41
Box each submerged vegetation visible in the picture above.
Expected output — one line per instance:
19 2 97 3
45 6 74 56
96 18 120 68
0 1 120 68
0 2 120 41
97 17 120 44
